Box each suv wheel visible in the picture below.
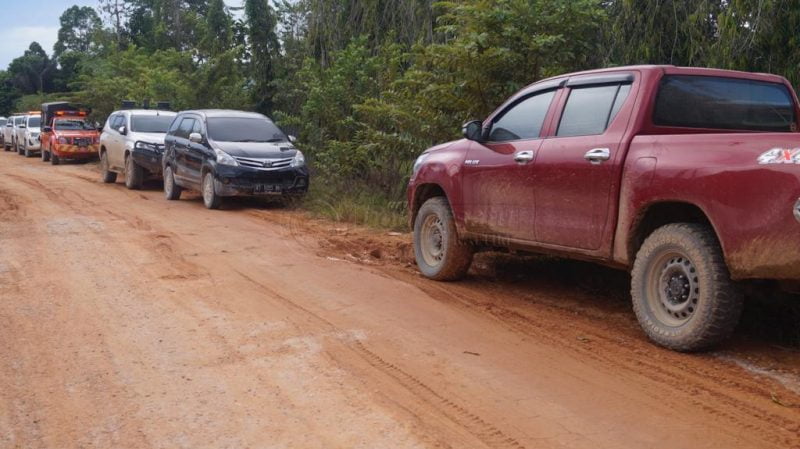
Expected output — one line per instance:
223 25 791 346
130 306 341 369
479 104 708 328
100 152 117 183
413 197 473 281
631 223 744 352
163 165 182 200
16 141 23 155
202 172 222 209
125 155 144 190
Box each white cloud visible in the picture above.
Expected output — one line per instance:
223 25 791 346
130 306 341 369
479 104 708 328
0 26 60 69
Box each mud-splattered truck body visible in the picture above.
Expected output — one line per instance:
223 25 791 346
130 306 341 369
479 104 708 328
408 65 800 351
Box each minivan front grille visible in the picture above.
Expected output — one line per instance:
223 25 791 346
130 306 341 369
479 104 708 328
234 156 293 171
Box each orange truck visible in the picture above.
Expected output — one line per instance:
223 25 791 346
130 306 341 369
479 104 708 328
40 102 99 165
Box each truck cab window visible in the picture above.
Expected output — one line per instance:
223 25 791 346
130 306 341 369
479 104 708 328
489 90 556 142
557 84 630 137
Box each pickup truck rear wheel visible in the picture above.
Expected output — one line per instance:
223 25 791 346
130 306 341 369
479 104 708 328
125 155 144 190
163 165 182 200
631 223 743 352
414 197 473 281
99 152 116 183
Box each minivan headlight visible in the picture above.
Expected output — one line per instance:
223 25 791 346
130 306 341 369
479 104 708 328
214 148 238 166
291 150 305 168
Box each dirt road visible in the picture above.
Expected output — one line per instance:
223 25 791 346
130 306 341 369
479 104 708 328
1 151 799 449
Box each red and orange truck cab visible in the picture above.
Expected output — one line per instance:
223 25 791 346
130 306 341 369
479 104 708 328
40 102 99 164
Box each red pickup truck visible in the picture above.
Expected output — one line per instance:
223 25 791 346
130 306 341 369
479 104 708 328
408 65 800 351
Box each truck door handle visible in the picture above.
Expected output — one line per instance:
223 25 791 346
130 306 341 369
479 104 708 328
584 148 611 165
514 150 535 164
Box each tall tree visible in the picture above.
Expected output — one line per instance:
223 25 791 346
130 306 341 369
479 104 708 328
99 0 134 48
7 43 56 94
245 0 280 114
54 6 102 56
201 0 233 58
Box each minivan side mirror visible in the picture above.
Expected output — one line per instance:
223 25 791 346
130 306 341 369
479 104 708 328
189 132 203 143
43 126 52 133
118 125 127 135
462 120 484 142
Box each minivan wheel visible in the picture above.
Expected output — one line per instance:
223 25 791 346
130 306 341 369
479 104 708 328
163 165 182 200
125 155 144 190
202 172 222 210
413 197 473 281
631 223 743 352
100 152 117 183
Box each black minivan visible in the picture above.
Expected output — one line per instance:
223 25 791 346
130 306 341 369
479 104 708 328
162 110 309 209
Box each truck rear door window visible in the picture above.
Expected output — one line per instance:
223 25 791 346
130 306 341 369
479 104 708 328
653 75 796 132
557 84 630 137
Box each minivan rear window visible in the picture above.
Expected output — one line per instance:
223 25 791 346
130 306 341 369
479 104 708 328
653 75 796 132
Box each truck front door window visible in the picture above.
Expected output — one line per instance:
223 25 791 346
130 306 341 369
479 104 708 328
489 90 555 142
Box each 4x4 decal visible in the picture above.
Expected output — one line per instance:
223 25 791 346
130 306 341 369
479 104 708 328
758 148 800 164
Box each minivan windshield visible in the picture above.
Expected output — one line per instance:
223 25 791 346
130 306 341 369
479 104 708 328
55 119 94 130
27 116 41 128
207 117 287 143
132 115 175 133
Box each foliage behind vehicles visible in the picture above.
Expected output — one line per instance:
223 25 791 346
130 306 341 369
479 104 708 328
408 65 800 351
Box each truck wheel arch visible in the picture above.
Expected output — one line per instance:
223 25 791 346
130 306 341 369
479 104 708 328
629 202 720 265
411 183 449 226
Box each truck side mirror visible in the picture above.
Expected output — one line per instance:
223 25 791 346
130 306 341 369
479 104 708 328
43 126 52 133
189 132 203 143
288 135 297 143
19 124 26 129
462 120 484 142
118 126 127 135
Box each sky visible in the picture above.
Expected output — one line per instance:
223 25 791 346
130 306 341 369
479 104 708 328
0 0 244 70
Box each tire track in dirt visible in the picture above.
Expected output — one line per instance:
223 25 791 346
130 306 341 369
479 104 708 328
231 268 525 449
411 279 800 448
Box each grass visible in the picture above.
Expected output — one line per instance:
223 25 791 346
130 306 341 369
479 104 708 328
299 182 409 231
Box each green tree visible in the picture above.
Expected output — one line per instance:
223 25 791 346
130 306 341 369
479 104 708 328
54 6 103 56
245 0 280 114
7 43 56 94
201 0 233 58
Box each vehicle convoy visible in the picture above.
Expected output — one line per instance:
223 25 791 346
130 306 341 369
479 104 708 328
16 113 42 158
161 110 308 209
40 103 99 165
99 108 177 189
3 115 18 151
408 65 800 351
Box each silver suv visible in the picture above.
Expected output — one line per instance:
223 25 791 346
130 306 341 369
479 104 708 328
2 116 15 151
99 109 177 189
17 114 42 157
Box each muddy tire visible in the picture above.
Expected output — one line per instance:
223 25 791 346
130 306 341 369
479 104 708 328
202 172 222 210
631 223 743 352
163 165 182 201
124 155 144 190
413 197 473 281
23 143 32 158
16 141 23 155
100 152 116 183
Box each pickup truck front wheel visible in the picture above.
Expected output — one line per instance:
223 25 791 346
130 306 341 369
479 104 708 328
631 223 743 352
125 155 144 190
413 197 473 281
